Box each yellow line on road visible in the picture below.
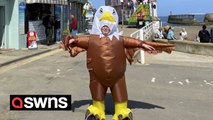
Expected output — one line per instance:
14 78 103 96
0 49 63 74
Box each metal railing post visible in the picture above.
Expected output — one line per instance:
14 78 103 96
139 29 145 64
130 22 155 65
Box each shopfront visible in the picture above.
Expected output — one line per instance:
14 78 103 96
0 0 69 49
25 0 69 44
0 0 86 49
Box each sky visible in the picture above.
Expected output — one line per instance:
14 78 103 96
89 0 213 16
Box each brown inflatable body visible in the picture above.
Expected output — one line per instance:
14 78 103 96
61 35 175 102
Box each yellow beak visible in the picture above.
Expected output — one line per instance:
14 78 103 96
99 11 115 23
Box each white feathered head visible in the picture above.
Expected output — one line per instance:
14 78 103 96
90 6 121 39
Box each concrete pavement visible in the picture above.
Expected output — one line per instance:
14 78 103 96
0 43 59 67
1 25 213 120
145 51 213 68
1 26 213 69
1 27 125 68
1 49 213 120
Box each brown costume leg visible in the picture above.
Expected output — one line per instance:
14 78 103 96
111 76 132 120
110 76 128 102
89 71 108 101
87 71 107 120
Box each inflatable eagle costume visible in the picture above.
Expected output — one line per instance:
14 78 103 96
60 6 175 120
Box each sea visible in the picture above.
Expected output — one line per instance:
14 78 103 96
159 15 205 27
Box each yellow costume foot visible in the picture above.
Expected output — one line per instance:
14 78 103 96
112 101 133 120
85 101 106 120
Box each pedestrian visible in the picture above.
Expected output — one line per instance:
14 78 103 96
55 15 61 43
155 28 164 39
42 11 54 45
163 25 170 39
167 27 176 40
210 28 213 43
60 6 175 120
179 28 188 40
198 25 210 43
69 15 78 36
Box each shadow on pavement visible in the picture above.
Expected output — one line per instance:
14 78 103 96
72 94 165 114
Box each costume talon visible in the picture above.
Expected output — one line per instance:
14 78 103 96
117 112 133 120
61 6 175 120
112 102 133 120
86 101 106 120
85 113 98 120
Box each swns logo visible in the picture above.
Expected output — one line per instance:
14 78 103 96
10 95 71 111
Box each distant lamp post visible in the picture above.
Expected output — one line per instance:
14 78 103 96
120 0 124 30
68 0 71 30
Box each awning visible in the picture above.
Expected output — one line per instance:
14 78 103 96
26 0 68 5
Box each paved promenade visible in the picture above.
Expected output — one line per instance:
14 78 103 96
1 26 213 68
0 27 213 120
0 44 59 67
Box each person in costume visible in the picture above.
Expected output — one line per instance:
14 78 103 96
60 6 175 120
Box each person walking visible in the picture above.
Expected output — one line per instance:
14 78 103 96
155 28 164 39
43 11 54 45
69 15 78 36
198 25 210 43
210 28 213 43
167 27 176 40
179 28 188 40
55 15 61 43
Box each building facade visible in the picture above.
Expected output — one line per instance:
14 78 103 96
0 0 86 49
105 0 133 23
0 0 20 49
69 0 87 33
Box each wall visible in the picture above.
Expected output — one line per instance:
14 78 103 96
8 0 19 49
155 39 213 57
0 0 21 49
0 4 5 48
0 0 7 48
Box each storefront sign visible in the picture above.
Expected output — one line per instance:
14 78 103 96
19 2 26 10
19 1 26 34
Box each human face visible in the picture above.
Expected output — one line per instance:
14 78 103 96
71 15 74 19
101 25 110 36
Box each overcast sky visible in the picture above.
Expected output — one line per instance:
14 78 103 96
89 0 213 16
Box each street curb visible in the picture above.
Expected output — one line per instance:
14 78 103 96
0 47 58 67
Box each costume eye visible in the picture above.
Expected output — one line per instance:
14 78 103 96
99 8 103 14
112 9 116 14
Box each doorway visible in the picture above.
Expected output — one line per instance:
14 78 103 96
0 6 5 48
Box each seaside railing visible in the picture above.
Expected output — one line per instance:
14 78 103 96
130 21 159 64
